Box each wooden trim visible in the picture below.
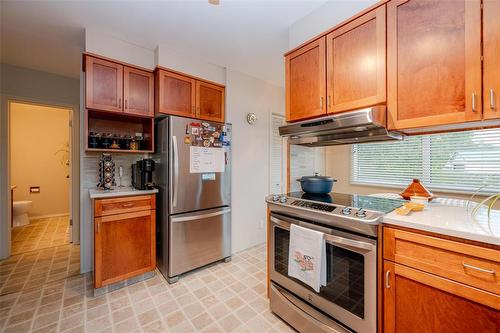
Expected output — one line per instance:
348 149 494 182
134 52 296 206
383 260 395 333
384 227 500 261
96 209 151 223
284 0 389 57
83 52 154 73
383 224 500 251
464 0 483 122
386 0 399 130
395 263 500 310
377 226 384 333
155 66 225 88
195 80 225 122
123 66 154 118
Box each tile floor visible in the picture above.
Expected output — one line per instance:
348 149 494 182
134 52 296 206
0 243 296 333
0 244 80 295
11 216 71 255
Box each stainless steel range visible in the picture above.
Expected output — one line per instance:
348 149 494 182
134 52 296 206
266 192 404 333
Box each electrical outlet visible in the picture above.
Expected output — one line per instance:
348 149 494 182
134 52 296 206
30 186 40 194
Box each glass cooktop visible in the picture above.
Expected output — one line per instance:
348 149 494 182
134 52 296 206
287 191 404 214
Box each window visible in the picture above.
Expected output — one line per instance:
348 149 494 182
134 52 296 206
351 128 500 194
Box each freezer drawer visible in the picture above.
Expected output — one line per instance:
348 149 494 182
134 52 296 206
169 207 231 277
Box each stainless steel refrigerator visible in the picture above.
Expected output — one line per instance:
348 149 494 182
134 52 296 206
154 116 231 283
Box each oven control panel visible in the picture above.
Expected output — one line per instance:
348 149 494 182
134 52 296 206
268 195 378 221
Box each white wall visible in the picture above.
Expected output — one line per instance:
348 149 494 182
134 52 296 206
226 69 285 253
0 63 80 260
288 0 378 48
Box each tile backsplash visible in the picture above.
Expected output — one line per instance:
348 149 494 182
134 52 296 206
81 153 149 189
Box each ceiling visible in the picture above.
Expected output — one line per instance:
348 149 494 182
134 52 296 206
0 0 329 87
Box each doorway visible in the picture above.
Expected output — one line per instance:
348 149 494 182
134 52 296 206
2 101 80 295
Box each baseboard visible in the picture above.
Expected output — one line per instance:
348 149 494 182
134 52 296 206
30 213 69 220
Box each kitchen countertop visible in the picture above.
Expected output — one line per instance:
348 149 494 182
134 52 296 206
383 202 500 246
89 187 158 199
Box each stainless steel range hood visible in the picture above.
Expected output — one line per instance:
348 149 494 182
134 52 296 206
279 106 404 146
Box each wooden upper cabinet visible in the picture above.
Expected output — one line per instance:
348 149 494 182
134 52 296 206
196 81 225 122
326 6 386 114
123 67 154 117
483 0 500 120
383 261 500 333
387 0 482 130
86 57 123 113
156 70 196 118
286 37 326 122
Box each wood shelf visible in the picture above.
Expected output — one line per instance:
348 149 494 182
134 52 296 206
85 148 153 154
85 110 154 153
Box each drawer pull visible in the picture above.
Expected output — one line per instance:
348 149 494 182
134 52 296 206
122 203 134 208
385 270 391 289
462 262 496 275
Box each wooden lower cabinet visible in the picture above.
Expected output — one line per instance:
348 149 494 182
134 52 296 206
93 195 156 288
383 261 500 333
383 227 500 332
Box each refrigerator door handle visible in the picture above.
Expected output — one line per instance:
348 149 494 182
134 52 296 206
171 208 231 223
172 135 179 208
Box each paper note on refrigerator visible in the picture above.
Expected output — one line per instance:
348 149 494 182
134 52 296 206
190 146 225 173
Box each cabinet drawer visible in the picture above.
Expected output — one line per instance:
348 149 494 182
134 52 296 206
384 227 500 295
94 194 155 217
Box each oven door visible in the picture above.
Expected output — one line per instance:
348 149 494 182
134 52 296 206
270 213 377 333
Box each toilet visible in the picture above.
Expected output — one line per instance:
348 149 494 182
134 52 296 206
12 201 32 227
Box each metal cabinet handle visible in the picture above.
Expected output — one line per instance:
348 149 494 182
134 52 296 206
462 262 496 275
327 95 331 109
122 203 134 208
471 93 477 112
320 97 323 109
125 99 128 109
96 221 100 233
385 270 391 289
118 98 122 108
490 89 496 110
172 136 179 208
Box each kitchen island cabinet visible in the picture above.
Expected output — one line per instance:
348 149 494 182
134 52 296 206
383 226 500 332
91 191 157 289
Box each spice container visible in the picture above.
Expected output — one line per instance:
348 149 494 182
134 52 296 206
100 133 113 149
88 132 101 149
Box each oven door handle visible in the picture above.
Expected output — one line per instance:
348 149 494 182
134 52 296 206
324 234 374 252
270 216 374 252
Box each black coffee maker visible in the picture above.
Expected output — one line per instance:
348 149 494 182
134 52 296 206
132 159 155 190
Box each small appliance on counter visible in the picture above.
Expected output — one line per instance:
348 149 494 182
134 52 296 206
132 158 156 190
97 153 115 191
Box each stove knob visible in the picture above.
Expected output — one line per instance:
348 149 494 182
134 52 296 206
279 196 287 204
342 207 352 215
356 209 367 218
272 194 280 202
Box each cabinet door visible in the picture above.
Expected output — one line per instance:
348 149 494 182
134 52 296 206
94 210 155 288
387 0 482 130
156 70 196 117
286 37 326 122
123 67 154 117
85 56 123 113
196 81 225 122
326 6 386 114
384 261 500 333
483 0 500 120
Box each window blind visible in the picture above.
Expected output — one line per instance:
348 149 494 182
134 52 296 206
351 128 500 193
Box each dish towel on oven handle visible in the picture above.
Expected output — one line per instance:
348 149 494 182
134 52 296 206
288 223 326 293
